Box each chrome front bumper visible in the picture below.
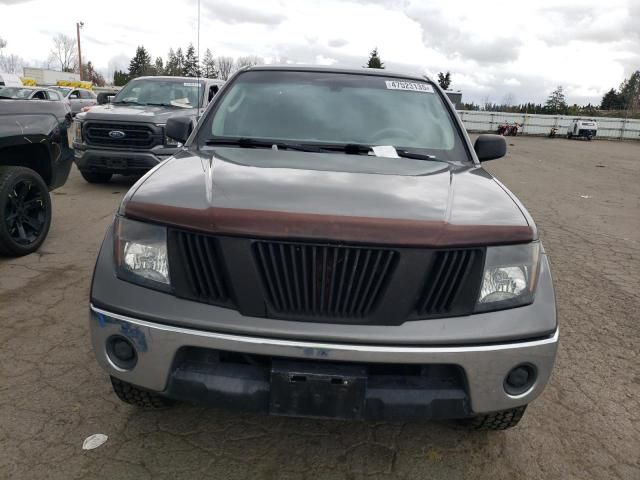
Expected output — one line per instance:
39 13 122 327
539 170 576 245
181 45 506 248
90 304 558 414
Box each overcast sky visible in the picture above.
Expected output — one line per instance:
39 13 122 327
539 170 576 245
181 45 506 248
1 0 638 104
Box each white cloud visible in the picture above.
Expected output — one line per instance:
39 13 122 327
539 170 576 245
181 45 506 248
0 0 637 104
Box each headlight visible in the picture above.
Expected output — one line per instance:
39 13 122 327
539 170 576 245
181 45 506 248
114 217 170 291
74 120 83 142
476 242 540 312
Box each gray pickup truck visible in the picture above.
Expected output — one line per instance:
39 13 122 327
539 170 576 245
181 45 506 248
73 76 224 183
89 66 558 430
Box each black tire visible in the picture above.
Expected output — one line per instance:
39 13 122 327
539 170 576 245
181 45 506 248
110 376 174 408
567 133 572 139
587 135 593 141
0 166 52 257
80 171 112 184
460 405 527 431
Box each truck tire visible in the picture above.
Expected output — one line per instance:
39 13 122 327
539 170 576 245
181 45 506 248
0 166 52 257
110 376 174 408
460 405 527 430
567 132 572 139
81 171 112 184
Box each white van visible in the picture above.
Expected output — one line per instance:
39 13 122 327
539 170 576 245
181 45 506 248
567 118 598 140
0 72 23 87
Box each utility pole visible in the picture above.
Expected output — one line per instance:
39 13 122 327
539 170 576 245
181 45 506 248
76 21 84 80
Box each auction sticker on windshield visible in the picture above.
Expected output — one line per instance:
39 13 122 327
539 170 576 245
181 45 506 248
385 81 434 93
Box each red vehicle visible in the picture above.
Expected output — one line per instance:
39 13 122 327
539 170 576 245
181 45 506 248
497 123 521 136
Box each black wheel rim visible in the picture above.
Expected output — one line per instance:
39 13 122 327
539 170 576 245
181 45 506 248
5 179 47 245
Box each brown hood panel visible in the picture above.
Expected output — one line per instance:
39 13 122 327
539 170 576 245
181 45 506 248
123 149 535 247
125 202 534 247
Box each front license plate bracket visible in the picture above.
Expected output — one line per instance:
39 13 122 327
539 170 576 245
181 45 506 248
269 360 367 420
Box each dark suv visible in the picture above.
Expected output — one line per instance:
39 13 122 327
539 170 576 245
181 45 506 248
89 66 558 430
73 76 224 183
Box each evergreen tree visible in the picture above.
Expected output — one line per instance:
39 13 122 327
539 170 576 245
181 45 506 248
365 48 384 69
113 70 129 86
619 70 640 111
600 88 623 110
128 46 152 78
154 56 164 75
165 48 178 76
437 72 451 90
175 48 186 76
544 86 568 114
183 43 200 77
202 49 217 78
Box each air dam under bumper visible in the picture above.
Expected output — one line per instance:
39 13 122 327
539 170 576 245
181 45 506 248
90 305 558 418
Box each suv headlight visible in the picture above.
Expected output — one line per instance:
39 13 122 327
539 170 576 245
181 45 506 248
114 217 170 292
476 242 540 312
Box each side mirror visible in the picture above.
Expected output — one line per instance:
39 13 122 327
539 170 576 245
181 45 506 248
474 134 507 161
69 93 79 99
97 92 113 105
166 116 194 144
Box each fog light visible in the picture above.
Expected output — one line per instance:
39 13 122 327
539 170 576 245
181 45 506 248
504 364 536 395
106 335 137 370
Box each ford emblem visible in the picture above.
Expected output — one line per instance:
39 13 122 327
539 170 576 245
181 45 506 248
108 130 126 139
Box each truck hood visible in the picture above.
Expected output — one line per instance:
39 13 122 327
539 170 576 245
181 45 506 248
77 103 200 124
123 148 535 247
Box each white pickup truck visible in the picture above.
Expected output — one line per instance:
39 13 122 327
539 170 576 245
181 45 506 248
567 118 598 140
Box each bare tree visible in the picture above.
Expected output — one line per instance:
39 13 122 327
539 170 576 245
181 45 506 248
50 34 77 72
0 37 6 51
502 93 515 106
215 56 235 80
0 53 24 74
236 55 262 69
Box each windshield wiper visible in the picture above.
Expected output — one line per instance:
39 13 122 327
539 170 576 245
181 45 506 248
395 149 448 163
146 102 192 108
112 100 143 105
205 137 324 153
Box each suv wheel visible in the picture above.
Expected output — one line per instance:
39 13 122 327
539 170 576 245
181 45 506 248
0 166 52 257
110 376 174 408
460 405 527 431
81 171 112 183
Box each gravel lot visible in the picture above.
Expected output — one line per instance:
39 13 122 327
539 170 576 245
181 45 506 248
1 136 638 479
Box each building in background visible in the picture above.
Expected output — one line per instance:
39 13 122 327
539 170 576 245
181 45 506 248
22 67 80 86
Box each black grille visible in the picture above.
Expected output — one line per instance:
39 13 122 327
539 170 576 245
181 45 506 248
85 122 157 148
170 230 231 305
415 249 480 316
253 241 396 318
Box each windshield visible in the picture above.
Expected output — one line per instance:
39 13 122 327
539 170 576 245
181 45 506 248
113 78 204 108
202 70 467 161
51 87 72 96
0 87 33 99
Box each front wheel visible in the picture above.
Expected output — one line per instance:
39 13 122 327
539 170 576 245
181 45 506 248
459 405 527 430
80 171 112 184
0 166 52 257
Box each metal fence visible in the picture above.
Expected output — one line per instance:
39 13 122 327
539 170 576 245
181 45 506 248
456 110 640 140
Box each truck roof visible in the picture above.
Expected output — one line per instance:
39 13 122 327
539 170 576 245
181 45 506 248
133 76 225 84
242 64 433 83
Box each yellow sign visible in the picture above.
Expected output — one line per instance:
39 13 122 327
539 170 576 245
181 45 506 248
56 80 94 89
21 78 37 86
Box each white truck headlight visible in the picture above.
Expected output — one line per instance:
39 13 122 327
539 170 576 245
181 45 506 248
114 217 170 291
476 242 540 312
